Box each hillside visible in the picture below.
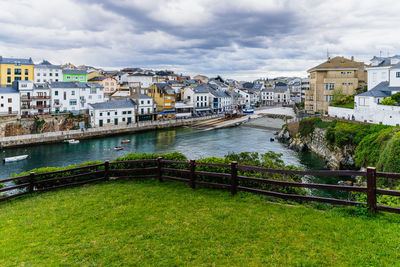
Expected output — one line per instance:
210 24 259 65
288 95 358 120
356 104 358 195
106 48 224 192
0 179 399 265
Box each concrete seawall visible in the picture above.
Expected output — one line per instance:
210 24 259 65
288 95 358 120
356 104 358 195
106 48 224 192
0 116 221 149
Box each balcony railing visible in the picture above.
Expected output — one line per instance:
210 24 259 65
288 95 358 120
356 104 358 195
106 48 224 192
21 96 32 101
0 111 18 116
32 105 50 109
33 96 50 99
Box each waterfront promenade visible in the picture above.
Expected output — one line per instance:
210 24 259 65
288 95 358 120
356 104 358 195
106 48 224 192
0 115 222 148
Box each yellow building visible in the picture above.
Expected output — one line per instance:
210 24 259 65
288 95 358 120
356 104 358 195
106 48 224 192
88 75 118 95
148 83 176 118
305 56 367 114
0 56 35 86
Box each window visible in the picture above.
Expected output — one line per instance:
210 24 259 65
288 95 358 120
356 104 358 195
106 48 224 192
347 72 352 75
122 118 126 122
107 112 110 116
324 83 335 90
15 77 21 81
64 91 66 100
397 72 400 78
66 76 71 79
115 112 117 115
14 69 21 75
7 77 11 83
37 79 40 82
25 77 28 81
80 76 84 80
25 69 28 75
55 73 59 77
74 76 78 81
141 108 144 114
69 100 77 105
341 72 346 75
324 95 333 102
7 68 11 74
201 96 203 101
197 96 199 101
147 100 150 104
37 73 40 76
8 98 12 103
204 96 207 101
107 119 110 123
49 73 52 76
90 88 96 94
128 111 132 114
141 100 144 104
71 91 75 96
342 83 347 86
100 112 103 116
43 73 47 76
55 91 58 96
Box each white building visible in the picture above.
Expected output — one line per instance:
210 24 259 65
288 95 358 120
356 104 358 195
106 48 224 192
367 55 400 90
0 87 19 116
89 99 136 127
329 62 400 126
13 81 51 116
34 60 62 83
50 82 104 114
122 73 156 88
261 89 274 105
135 95 156 121
183 84 211 115
209 90 232 113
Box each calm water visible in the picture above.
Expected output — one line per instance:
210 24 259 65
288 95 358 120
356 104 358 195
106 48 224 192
0 125 349 198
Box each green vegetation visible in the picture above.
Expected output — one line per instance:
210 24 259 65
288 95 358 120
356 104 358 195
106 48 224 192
381 97 396 106
331 94 355 109
11 151 305 196
1 180 400 265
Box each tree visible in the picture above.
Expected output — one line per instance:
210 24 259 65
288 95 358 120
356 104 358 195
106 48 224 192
381 97 396 106
332 87 345 102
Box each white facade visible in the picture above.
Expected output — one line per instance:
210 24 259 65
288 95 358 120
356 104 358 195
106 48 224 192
122 74 155 88
35 64 62 83
183 86 210 111
261 89 274 105
389 66 400 87
367 66 390 90
13 81 51 116
136 96 154 115
89 99 136 127
50 82 104 113
0 87 20 116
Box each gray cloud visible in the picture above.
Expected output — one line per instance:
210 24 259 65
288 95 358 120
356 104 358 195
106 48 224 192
0 0 399 80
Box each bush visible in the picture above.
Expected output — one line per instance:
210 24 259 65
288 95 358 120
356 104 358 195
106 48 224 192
378 133 400 173
381 97 396 106
298 117 321 137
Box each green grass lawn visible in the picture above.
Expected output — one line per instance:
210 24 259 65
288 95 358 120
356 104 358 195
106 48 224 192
1 180 400 266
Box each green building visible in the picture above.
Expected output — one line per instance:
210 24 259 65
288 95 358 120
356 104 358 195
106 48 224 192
62 69 87 82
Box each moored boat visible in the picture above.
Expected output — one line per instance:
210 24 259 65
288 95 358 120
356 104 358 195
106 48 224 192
121 140 131 144
243 108 254 114
65 139 80 144
114 146 124 151
3 154 28 163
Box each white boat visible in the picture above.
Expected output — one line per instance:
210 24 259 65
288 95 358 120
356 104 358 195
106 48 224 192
3 155 28 163
65 139 80 144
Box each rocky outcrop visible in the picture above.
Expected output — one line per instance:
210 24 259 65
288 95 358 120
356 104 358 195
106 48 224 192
0 114 89 138
280 125 355 170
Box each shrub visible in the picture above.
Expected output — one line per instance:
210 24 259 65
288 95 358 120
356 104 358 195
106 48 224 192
378 133 400 173
381 97 396 106
298 117 321 137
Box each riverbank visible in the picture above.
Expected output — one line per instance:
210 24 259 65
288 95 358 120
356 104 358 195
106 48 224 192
0 115 221 149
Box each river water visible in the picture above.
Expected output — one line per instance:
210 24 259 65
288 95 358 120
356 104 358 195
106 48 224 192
0 125 349 198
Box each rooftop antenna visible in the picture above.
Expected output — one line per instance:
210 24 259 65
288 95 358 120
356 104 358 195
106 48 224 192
327 48 329 58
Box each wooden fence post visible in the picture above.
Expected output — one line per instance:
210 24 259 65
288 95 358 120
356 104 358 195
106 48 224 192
104 160 110 180
29 172 35 193
366 167 377 215
157 157 163 182
231 161 238 195
189 159 196 189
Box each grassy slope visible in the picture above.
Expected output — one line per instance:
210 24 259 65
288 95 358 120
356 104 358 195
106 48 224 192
0 180 400 266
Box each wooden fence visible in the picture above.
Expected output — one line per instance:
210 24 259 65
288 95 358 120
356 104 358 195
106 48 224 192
1 158 400 214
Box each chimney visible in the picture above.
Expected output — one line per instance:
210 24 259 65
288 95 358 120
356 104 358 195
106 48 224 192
351 56 354 61
341 57 345 63
327 57 331 62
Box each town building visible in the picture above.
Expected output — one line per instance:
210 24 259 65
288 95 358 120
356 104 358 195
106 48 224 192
0 56 34 86
209 89 231 113
305 56 367 114
274 83 290 104
261 89 274 105
62 69 87 82
88 76 118 95
134 95 156 121
182 84 211 115
193 75 209 84
50 82 104 114
328 60 400 126
367 55 400 90
34 60 62 83
89 99 136 127
148 83 176 118
12 81 51 117
121 73 156 88
0 86 19 116
301 78 310 102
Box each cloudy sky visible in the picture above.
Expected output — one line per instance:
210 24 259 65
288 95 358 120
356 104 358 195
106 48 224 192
0 0 399 80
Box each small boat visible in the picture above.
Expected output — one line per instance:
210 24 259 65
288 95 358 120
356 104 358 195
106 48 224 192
270 138 275 142
3 154 28 163
243 108 255 114
121 140 131 144
114 146 124 151
65 139 80 144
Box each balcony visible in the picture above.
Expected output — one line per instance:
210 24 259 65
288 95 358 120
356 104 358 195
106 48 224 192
32 105 50 109
33 96 50 100
21 105 31 110
21 96 32 101
0 111 18 116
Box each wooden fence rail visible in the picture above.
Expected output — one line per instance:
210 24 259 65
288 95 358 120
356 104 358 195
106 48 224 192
2 158 400 214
